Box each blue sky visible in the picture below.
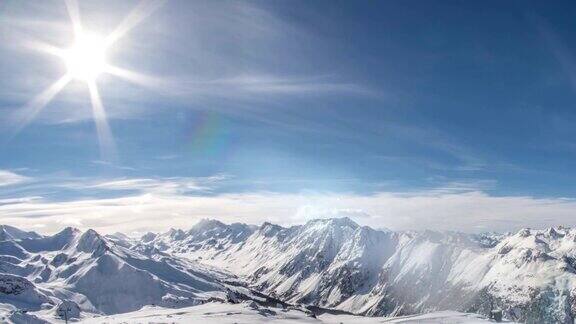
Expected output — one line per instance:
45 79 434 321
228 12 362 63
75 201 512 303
2 0 576 233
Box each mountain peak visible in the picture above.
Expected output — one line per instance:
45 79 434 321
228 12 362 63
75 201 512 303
306 217 359 229
0 225 42 241
516 228 531 237
166 228 186 240
51 227 81 246
141 232 157 243
191 218 226 232
76 229 109 255
58 227 81 237
258 222 287 238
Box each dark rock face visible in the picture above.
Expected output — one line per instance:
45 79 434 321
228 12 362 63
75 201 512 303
0 274 53 310
466 286 575 324
0 275 29 295
50 253 68 267
56 300 81 319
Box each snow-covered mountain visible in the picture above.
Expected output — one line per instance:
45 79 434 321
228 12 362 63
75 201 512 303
0 225 274 323
1 219 575 323
141 218 576 323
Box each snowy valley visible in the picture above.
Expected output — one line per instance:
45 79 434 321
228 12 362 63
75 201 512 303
1 218 574 323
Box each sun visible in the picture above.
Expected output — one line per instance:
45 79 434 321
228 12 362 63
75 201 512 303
62 33 108 82
13 0 164 161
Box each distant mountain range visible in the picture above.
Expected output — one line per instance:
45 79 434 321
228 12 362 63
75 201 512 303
0 218 575 323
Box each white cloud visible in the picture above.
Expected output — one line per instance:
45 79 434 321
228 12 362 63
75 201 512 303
57 175 230 195
88 177 209 194
2 181 576 235
0 170 30 187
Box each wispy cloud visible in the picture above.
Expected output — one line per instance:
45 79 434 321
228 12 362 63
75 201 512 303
90 160 136 171
422 179 498 195
528 12 576 91
384 124 487 172
90 178 181 191
0 197 42 206
87 175 227 194
0 170 31 187
165 74 376 99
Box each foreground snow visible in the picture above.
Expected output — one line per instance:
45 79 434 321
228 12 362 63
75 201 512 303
64 302 509 323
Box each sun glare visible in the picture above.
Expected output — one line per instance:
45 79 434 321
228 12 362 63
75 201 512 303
63 34 108 81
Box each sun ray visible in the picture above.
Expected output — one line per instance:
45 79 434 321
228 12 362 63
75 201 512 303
87 81 118 161
65 0 83 38
22 39 66 58
105 0 165 47
105 65 165 90
9 74 72 139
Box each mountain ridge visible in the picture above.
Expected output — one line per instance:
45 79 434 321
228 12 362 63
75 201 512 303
141 217 576 323
1 218 575 323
